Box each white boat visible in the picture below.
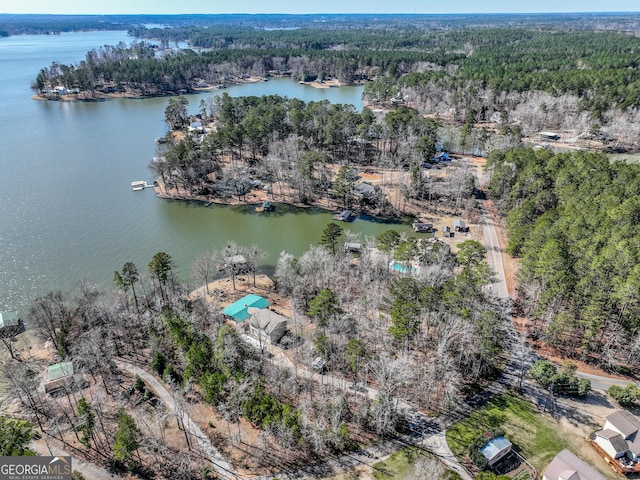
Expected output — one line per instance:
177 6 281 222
131 181 148 191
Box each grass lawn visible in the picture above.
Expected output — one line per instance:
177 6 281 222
446 392 572 472
371 447 462 480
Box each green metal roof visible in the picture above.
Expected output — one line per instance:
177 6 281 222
48 361 74 381
222 294 269 322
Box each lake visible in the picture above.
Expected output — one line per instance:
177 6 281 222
0 31 413 316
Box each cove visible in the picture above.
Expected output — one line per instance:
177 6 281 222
0 31 412 316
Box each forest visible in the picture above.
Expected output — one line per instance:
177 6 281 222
31 17 640 150
1 225 505 478
486 148 640 371
151 92 479 212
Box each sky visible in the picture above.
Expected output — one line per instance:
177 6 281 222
1 0 639 15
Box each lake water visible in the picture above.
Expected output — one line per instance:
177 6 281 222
0 31 412 316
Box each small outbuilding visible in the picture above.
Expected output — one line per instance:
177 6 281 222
45 361 76 395
222 294 269 323
247 307 288 345
539 131 560 141
480 436 513 467
344 242 363 253
454 219 468 232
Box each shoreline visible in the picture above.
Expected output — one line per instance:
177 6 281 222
152 184 410 220
32 75 357 102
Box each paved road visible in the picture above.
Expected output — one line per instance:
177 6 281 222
477 188 636 395
575 371 635 391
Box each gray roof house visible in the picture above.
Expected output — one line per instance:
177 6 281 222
247 307 287 345
543 449 606 480
354 182 376 199
594 410 640 462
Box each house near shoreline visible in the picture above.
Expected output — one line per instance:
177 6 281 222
222 294 269 322
543 449 606 480
594 410 640 463
247 307 287 345
354 182 376 199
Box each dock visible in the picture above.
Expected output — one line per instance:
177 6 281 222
131 181 153 191
412 222 433 233
255 201 275 213
333 210 353 222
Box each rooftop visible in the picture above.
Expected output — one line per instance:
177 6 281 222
0 311 20 328
222 294 269 322
248 308 287 334
48 361 74 381
606 410 640 439
480 436 512 462
544 449 606 480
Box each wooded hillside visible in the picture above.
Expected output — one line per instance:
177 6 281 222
486 148 640 370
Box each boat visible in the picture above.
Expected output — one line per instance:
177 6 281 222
255 201 275 213
131 181 148 191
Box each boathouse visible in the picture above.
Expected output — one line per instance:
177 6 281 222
0 311 24 338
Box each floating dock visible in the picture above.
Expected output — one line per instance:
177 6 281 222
131 181 153 191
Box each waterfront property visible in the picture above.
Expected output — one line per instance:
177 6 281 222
222 294 269 322
334 210 353 222
0 311 24 338
247 307 287 345
412 222 433 233
131 180 149 191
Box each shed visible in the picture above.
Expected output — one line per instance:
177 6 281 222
45 361 75 395
453 219 468 232
247 308 287 344
539 131 560 141
48 361 74 381
344 242 363 253
0 311 25 338
222 294 269 322
480 436 513 467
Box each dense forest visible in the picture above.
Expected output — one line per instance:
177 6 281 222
31 17 640 150
486 148 640 371
151 93 478 214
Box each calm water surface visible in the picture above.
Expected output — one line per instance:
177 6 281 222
0 31 412 315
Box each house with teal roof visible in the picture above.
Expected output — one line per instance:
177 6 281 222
222 294 269 322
